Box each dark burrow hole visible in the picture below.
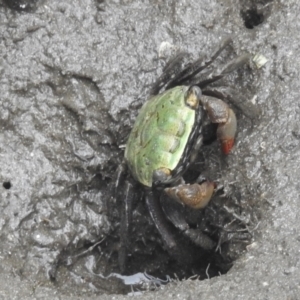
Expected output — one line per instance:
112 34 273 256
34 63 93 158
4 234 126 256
3 181 11 189
240 0 273 29
51 163 255 295
87 153 255 294
3 0 38 11
241 8 264 29
51 123 256 295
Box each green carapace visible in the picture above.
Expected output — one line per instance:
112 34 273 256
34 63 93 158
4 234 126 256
125 86 195 187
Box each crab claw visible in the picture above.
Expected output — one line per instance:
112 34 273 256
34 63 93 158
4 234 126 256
217 108 237 154
201 97 237 155
164 181 216 209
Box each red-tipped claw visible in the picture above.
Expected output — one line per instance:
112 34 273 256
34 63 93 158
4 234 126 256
220 138 235 155
217 108 237 154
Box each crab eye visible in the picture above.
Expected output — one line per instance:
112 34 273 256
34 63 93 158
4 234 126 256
185 86 202 109
190 86 202 98
152 167 172 185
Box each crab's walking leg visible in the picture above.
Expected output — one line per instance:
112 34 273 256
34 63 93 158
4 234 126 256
165 37 233 90
118 180 136 273
151 37 233 95
115 163 137 273
197 54 251 88
162 193 216 250
145 188 177 250
146 187 215 263
203 87 260 119
150 52 190 95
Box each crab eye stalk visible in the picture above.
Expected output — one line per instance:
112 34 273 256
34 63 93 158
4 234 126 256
184 86 202 109
152 167 172 185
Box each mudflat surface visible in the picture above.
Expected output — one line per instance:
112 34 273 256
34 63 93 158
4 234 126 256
0 0 300 299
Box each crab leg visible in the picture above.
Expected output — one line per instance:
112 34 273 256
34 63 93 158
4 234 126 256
118 180 135 273
151 37 234 95
147 187 215 257
203 87 260 119
145 188 177 250
150 52 190 95
160 194 216 250
197 54 251 89
164 37 233 90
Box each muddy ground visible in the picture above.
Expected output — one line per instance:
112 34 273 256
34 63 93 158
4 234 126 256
0 0 300 299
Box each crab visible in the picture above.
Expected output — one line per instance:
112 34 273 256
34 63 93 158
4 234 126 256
116 37 258 272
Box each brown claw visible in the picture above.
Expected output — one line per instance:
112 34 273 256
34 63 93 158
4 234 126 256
164 181 216 209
